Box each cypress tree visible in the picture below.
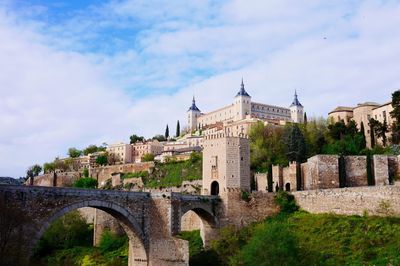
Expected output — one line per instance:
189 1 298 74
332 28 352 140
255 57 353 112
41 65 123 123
360 121 367 150
165 124 169 139
303 112 308 125
176 120 180 137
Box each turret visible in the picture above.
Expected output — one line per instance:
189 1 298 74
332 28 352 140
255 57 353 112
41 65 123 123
234 78 251 121
187 96 201 132
290 90 304 123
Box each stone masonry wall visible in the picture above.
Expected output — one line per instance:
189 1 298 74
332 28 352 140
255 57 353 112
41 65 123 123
373 155 389 186
304 155 340 190
344 156 368 187
255 173 267 192
293 185 400 216
222 190 279 228
181 210 202 231
272 166 283 191
282 162 297 191
90 162 154 186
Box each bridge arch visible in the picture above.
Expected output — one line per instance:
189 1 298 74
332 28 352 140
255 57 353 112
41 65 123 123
179 204 219 248
33 199 148 265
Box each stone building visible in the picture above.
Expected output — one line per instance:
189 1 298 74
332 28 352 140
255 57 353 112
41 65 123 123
187 79 304 131
202 133 250 197
106 142 133 164
131 140 163 163
329 101 394 148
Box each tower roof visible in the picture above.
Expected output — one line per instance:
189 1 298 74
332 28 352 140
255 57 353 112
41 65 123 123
290 90 303 107
188 96 201 112
235 78 251 97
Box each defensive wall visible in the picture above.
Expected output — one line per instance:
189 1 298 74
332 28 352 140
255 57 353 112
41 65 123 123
257 154 400 192
293 184 400 216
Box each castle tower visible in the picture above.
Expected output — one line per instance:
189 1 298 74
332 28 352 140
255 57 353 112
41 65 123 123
202 134 250 198
187 96 201 132
290 90 304 123
234 79 251 121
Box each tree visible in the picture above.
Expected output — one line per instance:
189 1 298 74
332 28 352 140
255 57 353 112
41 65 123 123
165 124 170 139
390 90 400 144
284 124 307 163
43 162 55 174
83 145 105 155
249 122 287 172
73 177 98 189
129 134 145 144
359 121 367 150
142 153 155 162
369 118 380 148
96 155 108 166
176 120 180 137
152 134 166 141
26 164 42 178
68 147 82 158
376 119 389 147
303 112 308 125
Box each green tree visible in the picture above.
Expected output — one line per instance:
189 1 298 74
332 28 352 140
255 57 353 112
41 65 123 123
284 124 307 163
176 120 180 137
359 121 367 150
376 119 389 147
152 134 166 141
34 211 93 256
68 147 82 158
83 145 105 155
43 162 55 173
73 177 97 189
96 155 108 166
142 153 155 162
165 124 170 139
369 118 380 148
390 90 400 144
83 168 89 178
249 122 287 172
129 134 145 144
303 112 308 125
26 164 42 178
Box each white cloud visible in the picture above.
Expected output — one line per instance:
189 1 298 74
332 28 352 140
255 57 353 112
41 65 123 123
1 0 400 177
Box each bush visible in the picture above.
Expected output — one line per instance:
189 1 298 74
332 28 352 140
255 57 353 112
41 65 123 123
74 177 98 189
275 190 299 214
240 220 299 266
34 211 93 256
98 230 128 253
142 153 155 162
241 190 250 202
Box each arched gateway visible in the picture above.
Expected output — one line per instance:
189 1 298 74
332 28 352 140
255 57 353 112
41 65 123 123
0 185 219 266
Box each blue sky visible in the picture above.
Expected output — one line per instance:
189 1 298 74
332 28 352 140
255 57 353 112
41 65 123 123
1 0 400 177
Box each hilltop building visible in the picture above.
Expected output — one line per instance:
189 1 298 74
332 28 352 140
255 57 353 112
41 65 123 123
329 101 393 148
187 79 304 132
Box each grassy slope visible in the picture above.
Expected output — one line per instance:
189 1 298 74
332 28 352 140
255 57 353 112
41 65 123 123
188 211 400 266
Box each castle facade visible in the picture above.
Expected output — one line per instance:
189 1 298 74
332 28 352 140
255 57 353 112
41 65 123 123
187 79 304 131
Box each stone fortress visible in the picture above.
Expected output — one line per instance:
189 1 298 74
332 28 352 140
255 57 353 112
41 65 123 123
188 79 304 132
19 79 400 265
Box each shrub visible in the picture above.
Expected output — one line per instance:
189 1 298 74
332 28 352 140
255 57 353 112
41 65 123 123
241 190 250 202
275 190 299 214
240 220 299 266
74 177 98 189
98 230 128 253
142 153 155 162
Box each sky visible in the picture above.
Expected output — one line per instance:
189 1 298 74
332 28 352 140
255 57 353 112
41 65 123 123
1 0 400 177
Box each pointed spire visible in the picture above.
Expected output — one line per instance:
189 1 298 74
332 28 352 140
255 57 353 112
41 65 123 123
188 95 201 112
290 90 303 107
236 78 250 97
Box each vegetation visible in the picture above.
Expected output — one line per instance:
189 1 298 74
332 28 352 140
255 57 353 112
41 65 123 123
95 154 108 166
129 134 145 144
187 192 400 266
143 152 202 188
142 153 155 162
152 134 167 141
68 147 83 158
176 120 181 137
165 124 170 139
26 164 42 178
33 211 128 266
73 177 98 189
82 144 106 155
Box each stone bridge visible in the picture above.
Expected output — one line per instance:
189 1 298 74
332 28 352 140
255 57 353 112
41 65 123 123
0 185 220 266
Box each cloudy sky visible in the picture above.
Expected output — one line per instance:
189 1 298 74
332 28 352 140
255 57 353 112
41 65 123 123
1 0 400 177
